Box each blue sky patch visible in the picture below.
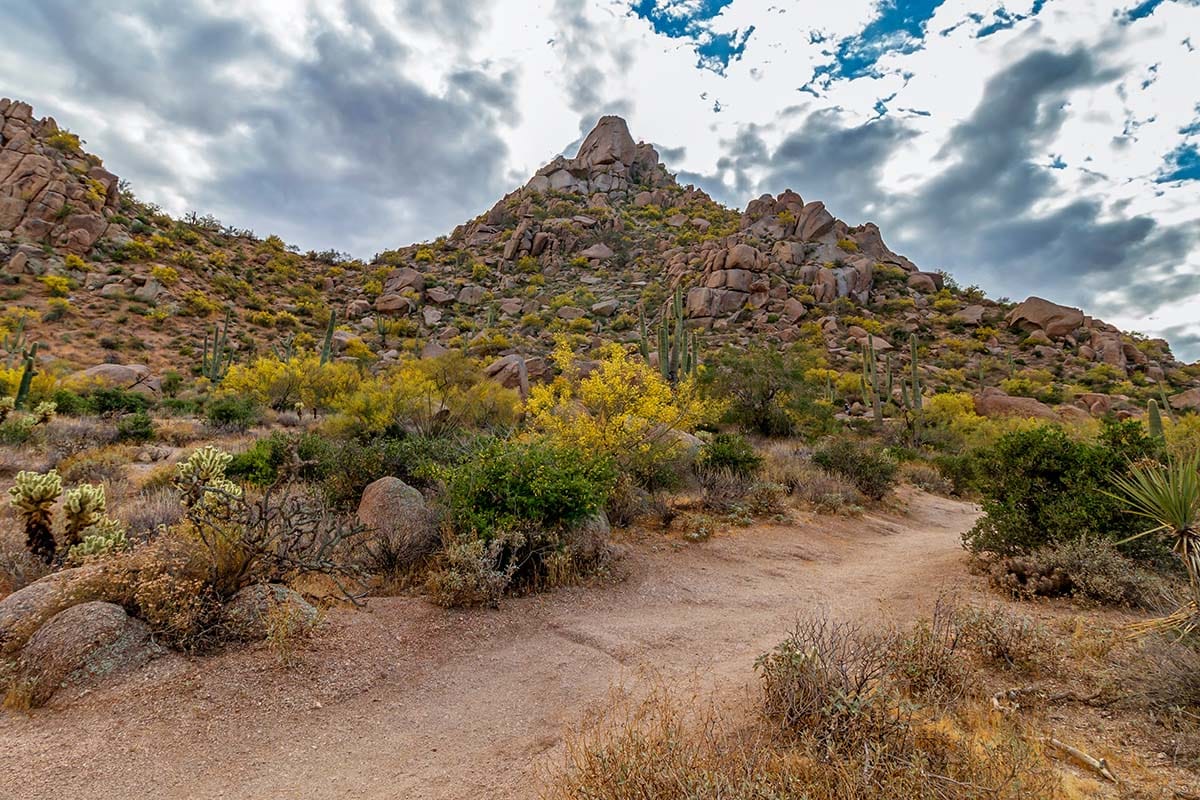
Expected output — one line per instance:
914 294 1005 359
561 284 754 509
804 0 947 94
1120 0 1166 23
629 1 754 74
1157 143 1200 182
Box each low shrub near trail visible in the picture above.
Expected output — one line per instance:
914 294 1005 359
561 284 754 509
811 437 897 500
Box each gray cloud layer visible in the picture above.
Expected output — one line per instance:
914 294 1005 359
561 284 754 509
685 50 1199 353
4 0 516 255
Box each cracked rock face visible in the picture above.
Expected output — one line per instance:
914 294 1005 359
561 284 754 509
0 98 120 254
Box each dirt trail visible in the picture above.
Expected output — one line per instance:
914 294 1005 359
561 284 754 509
0 489 979 800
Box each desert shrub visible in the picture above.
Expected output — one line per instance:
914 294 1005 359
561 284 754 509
603 474 655 528
952 602 1054 674
989 538 1176 610
761 445 864 513
812 438 897 500
547 685 1061 800
116 410 155 443
931 451 982 495
963 421 1165 559
697 467 754 513
360 502 443 578
701 344 835 438
117 487 183 537
1116 635 1200 715
697 433 761 476
57 445 130 485
444 437 614 538
80 386 149 416
425 530 519 607
526 340 709 489
49 388 88 416
205 394 261 432
328 352 519 437
898 461 954 495
756 615 904 746
886 601 968 704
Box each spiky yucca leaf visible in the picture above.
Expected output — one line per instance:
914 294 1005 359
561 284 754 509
1107 453 1200 615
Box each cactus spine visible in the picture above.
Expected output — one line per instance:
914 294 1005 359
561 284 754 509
8 469 63 563
1148 398 1164 439
202 309 233 383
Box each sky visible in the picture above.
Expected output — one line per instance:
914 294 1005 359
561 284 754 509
3 0 1200 356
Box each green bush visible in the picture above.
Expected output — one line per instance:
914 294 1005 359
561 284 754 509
205 395 261 432
445 438 615 538
698 433 762 477
931 452 982 496
963 421 1164 559
812 438 898 501
702 344 835 438
116 411 155 443
84 386 149 416
49 389 88 416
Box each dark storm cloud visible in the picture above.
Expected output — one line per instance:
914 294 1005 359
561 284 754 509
1 0 515 255
732 49 1199 352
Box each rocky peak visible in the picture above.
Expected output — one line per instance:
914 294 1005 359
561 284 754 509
0 97 120 255
575 115 638 169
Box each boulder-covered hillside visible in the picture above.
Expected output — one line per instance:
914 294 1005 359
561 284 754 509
2 99 1196 418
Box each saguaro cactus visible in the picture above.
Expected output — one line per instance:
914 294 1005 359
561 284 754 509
639 288 699 385
8 469 63 563
1148 398 1164 439
202 309 233 383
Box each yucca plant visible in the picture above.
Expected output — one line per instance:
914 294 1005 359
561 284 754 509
1107 453 1200 632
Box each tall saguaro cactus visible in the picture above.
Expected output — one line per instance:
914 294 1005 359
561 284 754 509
639 287 699 385
202 309 233 383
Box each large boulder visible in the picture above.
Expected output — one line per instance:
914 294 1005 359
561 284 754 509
484 353 531 395
17 601 162 705
67 363 160 398
973 388 1057 421
1170 388 1200 412
1006 297 1084 339
220 584 317 641
574 116 638 169
356 477 438 568
0 565 111 655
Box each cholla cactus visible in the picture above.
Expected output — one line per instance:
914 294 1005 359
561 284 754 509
67 517 129 561
176 445 236 508
8 469 63 563
32 400 57 425
0 396 14 423
63 483 107 546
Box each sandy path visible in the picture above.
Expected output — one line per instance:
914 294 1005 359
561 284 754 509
0 489 978 800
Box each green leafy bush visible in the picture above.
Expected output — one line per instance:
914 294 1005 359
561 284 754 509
445 437 615 538
812 438 898 500
963 421 1164 559
83 387 149 416
204 395 260 432
701 344 835 438
698 433 762 477
116 411 155 443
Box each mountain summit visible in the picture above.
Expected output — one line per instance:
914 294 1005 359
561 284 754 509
0 100 1195 418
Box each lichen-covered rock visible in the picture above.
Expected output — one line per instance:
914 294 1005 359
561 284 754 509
973 388 1057 421
17 601 162 705
0 565 112 654
220 584 317 641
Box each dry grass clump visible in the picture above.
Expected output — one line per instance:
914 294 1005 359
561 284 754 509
760 444 864 514
0 526 50 595
548 608 1064 799
360 502 442 581
56 445 134 486
116 486 184 538
899 460 955 496
951 601 1056 675
43 416 118 459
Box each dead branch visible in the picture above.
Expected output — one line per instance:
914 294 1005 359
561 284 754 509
1042 736 1118 784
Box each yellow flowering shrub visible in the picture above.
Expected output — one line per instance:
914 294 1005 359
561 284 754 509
220 353 359 413
525 340 711 485
329 352 519 437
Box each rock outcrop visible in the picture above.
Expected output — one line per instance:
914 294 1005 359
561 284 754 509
1006 297 1084 339
0 98 119 254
